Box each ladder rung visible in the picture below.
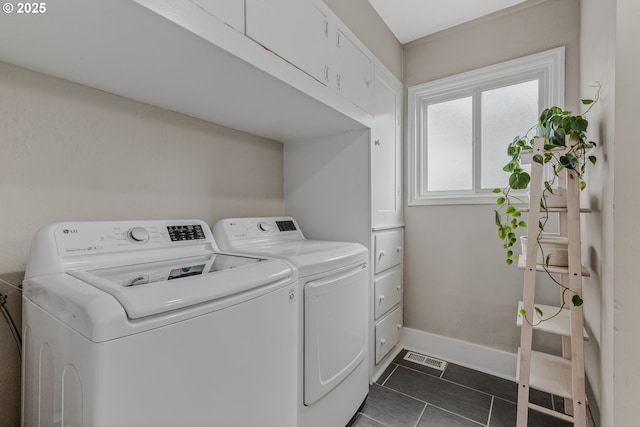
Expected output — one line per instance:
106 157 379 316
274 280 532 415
517 349 572 399
516 302 589 340
528 402 574 423
517 257 591 277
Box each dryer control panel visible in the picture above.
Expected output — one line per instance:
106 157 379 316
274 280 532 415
212 217 304 249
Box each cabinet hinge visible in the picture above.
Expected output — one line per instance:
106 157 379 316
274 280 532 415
336 32 341 48
324 65 329 83
324 20 328 37
336 74 341 91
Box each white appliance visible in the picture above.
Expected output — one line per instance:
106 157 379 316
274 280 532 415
213 216 369 427
22 220 298 427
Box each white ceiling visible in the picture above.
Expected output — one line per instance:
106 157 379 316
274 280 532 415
368 0 527 44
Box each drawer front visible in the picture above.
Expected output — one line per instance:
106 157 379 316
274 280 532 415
375 306 403 364
374 229 403 274
374 266 402 319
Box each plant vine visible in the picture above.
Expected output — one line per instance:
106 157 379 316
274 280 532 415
493 84 601 322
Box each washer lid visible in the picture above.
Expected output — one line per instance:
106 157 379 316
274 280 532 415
228 240 367 278
68 253 293 319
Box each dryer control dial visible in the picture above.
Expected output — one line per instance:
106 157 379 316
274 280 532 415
257 222 273 232
127 227 150 243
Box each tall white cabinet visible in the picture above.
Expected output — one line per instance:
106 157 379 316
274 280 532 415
285 60 404 379
370 65 404 376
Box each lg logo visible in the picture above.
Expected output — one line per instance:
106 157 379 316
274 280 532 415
62 229 78 234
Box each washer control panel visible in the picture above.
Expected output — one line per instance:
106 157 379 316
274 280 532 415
54 221 210 257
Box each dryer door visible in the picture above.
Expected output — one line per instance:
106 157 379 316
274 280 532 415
304 263 367 405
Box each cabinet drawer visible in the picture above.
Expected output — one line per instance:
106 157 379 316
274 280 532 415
374 229 403 274
375 306 402 364
374 266 402 319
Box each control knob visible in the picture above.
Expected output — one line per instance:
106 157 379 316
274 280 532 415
127 227 150 243
257 222 273 232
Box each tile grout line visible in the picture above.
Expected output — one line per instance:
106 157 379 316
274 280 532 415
411 402 428 427
357 412 392 427
380 364 399 387
377 382 486 427
486 396 494 427
394 363 500 400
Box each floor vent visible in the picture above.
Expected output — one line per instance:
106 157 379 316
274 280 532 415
403 351 447 371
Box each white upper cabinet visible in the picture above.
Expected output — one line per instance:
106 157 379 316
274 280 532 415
245 0 329 85
371 65 403 227
190 0 244 32
335 29 373 113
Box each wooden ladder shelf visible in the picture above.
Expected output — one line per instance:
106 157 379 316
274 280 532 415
516 137 588 426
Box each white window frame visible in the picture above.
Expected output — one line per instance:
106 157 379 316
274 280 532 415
408 47 565 206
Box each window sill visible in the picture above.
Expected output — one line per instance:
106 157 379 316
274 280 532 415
409 192 529 206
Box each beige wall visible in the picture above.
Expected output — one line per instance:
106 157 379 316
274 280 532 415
402 0 581 354
612 0 640 425
0 60 284 425
323 0 403 79
580 0 616 424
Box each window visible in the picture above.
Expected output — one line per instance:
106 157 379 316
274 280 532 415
408 47 565 205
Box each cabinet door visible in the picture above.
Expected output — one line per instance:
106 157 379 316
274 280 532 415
191 0 244 32
336 29 372 113
246 0 329 85
372 65 403 228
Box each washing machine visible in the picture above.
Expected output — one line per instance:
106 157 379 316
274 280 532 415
22 219 298 427
213 216 369 427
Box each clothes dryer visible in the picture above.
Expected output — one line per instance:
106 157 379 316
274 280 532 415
22 220 297 427
213 216 369 427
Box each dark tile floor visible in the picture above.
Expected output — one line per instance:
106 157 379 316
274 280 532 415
348 349 594 427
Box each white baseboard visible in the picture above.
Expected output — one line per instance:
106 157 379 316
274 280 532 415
401 328 517 381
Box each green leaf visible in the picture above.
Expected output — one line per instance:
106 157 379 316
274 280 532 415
503 161 517 172
534 306 544 317
544 181 553 193
509 171 531 190
498 227 507 240
532 154 544 164
505 205 516 214
580 181 587 191
492 188 502 193
494 210 501 227
589 155 597 166
572 295 584 307
496 197 506 205
519 308 526 316
506 258 513 265
581 98 594 105
518 221 527 228
507 250 513 257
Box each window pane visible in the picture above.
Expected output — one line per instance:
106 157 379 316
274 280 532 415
427 97 473 191
481 80 539 189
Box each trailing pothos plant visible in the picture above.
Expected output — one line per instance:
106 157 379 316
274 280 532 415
493 85 600 323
